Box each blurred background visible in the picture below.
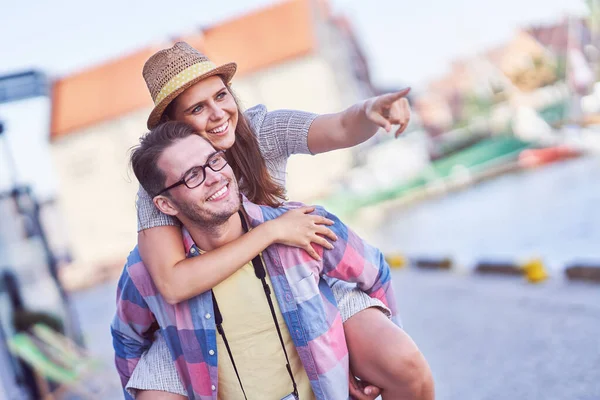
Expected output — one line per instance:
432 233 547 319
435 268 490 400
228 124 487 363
1 0 599 399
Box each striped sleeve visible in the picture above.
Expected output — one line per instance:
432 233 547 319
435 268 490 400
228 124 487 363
244 104 318 160
110 251 158 397
317 208 399 320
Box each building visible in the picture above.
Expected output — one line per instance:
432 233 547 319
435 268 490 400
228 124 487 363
415 28 562 135
49 0 376 271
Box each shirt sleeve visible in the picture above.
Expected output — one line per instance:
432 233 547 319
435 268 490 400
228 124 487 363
244 104 318 161
317 207 400 323
136 185 179 232
125 332 187 398
111 258 158 396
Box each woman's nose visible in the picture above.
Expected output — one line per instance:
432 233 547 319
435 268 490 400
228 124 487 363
209 104 226 121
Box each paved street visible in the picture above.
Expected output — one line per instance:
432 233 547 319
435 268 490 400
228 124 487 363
393 269 600 400
73 268 600 399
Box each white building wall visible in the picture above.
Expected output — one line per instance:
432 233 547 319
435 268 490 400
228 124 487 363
50 109 149 268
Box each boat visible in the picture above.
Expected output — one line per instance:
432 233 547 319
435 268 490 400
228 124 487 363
518 146 581 168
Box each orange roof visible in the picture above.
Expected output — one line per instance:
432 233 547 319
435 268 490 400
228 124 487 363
51 47 159 139
202 0 316 75
174 33 205 53
51 0 319 139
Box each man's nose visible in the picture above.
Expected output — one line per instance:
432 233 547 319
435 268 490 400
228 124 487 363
203 167 222 186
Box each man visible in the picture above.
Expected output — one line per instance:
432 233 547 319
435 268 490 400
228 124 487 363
112 121 433 399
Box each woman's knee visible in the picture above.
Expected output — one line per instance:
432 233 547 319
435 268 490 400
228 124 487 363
385 344 432 394
343 308 433 398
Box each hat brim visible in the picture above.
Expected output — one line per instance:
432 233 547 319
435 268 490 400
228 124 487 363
147 62 237 129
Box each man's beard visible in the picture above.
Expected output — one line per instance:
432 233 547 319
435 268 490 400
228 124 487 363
173 183 240 229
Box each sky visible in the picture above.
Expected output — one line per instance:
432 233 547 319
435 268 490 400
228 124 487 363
0 0 587 89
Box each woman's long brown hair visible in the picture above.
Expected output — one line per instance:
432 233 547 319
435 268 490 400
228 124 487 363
227 92 287 207
163 80 286 207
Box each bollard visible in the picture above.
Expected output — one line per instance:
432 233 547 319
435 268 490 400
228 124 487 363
521 259 548 283
474 261 523 276
565 264 600 283
385 253 407 269
414 258 452 270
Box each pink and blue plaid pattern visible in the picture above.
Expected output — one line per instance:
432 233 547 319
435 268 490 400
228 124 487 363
111 198 399 399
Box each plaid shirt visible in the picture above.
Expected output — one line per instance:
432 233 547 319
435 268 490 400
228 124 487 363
111 198 399 400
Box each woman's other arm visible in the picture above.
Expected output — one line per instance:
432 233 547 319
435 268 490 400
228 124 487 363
307 88 411 154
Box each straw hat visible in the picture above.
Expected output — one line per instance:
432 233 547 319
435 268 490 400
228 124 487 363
143 42 237 129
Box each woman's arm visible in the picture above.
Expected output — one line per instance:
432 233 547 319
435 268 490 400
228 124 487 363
139 206 336 305
138 224 273 305
307 88 411 154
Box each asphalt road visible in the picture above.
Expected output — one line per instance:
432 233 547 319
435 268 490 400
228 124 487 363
393 268 600 400
72 268 600 400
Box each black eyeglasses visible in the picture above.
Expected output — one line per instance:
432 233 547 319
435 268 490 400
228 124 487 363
156 150 228 196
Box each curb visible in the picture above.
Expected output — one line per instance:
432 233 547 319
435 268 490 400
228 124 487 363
385 254 408 269
474 262 523 276
473 259 549 283
565 264 600 283
414 258 453 270
385 254 597 284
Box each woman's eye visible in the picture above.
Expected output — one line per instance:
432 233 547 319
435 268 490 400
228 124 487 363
192 105 203 113
216 92 227 100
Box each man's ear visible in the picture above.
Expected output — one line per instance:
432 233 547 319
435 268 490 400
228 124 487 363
153 195 179 217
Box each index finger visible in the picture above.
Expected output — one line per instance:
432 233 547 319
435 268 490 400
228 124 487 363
379 87 411 104
348 380 365 400
348 381 377 400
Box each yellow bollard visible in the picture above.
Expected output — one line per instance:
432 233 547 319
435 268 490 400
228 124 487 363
385 253 407 269
520 258 549 283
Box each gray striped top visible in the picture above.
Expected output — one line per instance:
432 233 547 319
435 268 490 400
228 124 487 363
136 104 317 232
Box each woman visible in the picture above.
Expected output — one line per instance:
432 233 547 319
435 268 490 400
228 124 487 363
130 42 432 399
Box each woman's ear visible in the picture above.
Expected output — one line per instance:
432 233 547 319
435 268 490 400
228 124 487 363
153 196 179 217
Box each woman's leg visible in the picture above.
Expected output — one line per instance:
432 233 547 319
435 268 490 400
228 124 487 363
136 390 188 400
344 308 434 400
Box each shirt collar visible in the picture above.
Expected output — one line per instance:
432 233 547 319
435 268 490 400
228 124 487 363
181 227 198 257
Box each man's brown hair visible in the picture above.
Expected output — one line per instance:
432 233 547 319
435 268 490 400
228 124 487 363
130 121 199 198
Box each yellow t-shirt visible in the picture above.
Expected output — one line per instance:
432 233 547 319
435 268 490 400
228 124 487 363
213 259 315 400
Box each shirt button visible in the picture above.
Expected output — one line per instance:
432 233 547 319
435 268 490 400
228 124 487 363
285 293 292 302
209 349 215 356
205 313 211 319
211 385 216 391
190 247 196 253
